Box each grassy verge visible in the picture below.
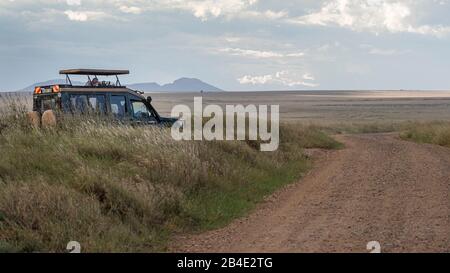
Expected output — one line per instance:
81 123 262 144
0 103 340 252
400 121 450 148
309 121 405 135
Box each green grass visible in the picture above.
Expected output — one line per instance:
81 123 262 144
183 159 311 231
0 102 340 252
400 121 450 148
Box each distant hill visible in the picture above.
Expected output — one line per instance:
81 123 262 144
127 82 161 91
19 79 84 92
18 77 223 93
128 78 223 92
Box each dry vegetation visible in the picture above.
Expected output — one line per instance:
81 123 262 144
400 121 450 148
0 96 341 252
314 120 450 149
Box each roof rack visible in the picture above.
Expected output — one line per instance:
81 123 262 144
59 69 129 86
59 69 130 76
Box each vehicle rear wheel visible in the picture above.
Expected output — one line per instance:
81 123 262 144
27 111 41 128
41 110 57 128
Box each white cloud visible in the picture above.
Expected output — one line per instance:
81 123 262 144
115 0 284 21
286 52 305 57
220 48 282 58
161 0 259 21
66 0 81 6
238 74 273 85
303 73 315 81
119 5 142 14
64 10 87 21
240 9 288 20
220 47 304 58
289 0 450 37
1 0 262 21
238 71 318 87
5 0 448 37
64 10 105 21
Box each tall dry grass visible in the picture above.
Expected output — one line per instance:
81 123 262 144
400 121 450 148
0 95 340 252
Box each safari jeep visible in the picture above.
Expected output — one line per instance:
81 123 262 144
29 69 179 128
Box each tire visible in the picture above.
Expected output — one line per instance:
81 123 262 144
27 111 41 128
41 110 57 128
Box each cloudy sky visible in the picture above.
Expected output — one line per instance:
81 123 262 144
1 0 450 91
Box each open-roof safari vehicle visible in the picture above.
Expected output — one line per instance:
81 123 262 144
28 69 179 128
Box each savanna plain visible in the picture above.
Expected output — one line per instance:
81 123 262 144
0 90 449 252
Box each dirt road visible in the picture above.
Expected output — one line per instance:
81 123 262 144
174 134 450 253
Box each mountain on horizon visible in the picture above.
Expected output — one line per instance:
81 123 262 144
128 78 223 92
19 79 83 92
18 77 223 92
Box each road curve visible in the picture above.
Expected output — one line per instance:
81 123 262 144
174 134 450 253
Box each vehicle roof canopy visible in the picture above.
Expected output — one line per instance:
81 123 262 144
59 69 130 76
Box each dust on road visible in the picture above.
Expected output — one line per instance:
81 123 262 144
174 134 450 253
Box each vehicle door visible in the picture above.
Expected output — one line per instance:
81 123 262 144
129 98 158 125
109 94 130 121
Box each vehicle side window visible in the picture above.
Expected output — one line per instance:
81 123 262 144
110 95 127 118
131 100 152 120
88 95 106 114
70 95 88 113
70 94 106 114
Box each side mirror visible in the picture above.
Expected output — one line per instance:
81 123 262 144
147 96 152 104
140 112 150 119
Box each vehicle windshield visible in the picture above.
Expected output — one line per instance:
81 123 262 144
131 100 155 120
36 95 58 112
